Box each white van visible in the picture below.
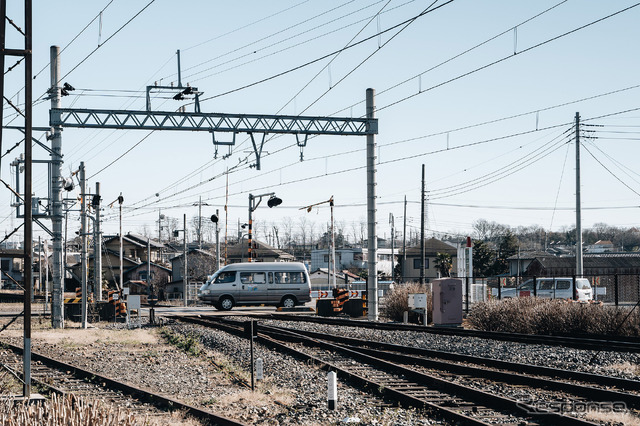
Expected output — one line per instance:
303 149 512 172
497 277 592 301
198 262 311 311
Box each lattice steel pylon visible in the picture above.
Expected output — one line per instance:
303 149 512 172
0 0 33 398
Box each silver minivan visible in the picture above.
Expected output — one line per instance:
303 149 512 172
198 262 311 311
497 277 592 301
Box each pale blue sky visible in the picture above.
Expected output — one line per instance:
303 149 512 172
2 0 640 243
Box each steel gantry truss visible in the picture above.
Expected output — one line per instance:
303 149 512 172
50 108 376 135
48 89 380 323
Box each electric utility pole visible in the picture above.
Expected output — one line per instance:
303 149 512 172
420 164 425 285
402 195 407 282
575 112 583 277
94 182 102 301
79 162 87 328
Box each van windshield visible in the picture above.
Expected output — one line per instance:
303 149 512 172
518 280 534 290
213 271 236 284
576 279 591 290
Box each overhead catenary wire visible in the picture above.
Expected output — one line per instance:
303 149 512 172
122 122 575 216
194 1 456 104
119 102 639 218
376 2 640 113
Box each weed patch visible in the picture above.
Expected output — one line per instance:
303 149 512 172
467 298 640 336
381 282 432 323
159 328 201 356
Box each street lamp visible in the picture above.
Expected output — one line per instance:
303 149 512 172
300 197 336 288
248 193 282 262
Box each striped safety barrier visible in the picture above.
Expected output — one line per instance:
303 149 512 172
331 288 349 312
312 290 365 299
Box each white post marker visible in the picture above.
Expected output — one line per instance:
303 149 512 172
255 358 263 381
328 371 337 410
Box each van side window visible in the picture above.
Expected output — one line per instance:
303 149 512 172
289 272 305 284
214 272 236 284
241 272 266 284
556 280 571 290
539 280 554 290
268 272 273 284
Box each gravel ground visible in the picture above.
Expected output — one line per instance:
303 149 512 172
2 314 639 425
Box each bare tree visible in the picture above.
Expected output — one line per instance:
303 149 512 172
298 216 308 255
272 225 280 249
281 216 294 253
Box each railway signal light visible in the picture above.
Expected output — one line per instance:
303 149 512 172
267 196 282 208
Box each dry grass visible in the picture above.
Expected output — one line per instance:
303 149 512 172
608 361 640 376
586 409 640 425
0 394 203 426
381 282 432 323
467 298 640 336
1 325 159 346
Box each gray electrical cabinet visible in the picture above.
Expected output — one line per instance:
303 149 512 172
432 278 462 326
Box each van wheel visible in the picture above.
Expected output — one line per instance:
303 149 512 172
281 296 296 309
218 297 234 311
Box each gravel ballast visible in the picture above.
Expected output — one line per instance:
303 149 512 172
2 314 639 425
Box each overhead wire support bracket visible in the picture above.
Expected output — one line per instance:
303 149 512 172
295 133 308 161
249 132 267 170
210 130 236 159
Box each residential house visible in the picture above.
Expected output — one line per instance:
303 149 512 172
585 240 615 253
123 261 172 301
309 268 358 289
310 248 397 276
399 238 458 282
506 250 553 277
224 240 294 264
0 248 23 289
167 249 217 301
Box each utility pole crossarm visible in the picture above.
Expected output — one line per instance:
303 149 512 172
50 108 378 135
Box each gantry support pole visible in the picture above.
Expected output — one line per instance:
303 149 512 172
50 46 64 329
366 89 378 321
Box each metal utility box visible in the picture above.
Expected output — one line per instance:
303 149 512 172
432 278 462 326
408 293 427 309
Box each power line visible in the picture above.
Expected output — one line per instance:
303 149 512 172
195 2 455 104
376 2 640 112
582 143 640 197
59 0 157 83
335 0 570 115
182 0 312 53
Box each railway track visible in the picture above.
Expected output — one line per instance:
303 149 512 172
177 315 636 425
252 313 640 352
0 341 245 426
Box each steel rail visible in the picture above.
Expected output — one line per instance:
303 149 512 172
1 341 246 426
262 322 640 393
255 313 640 352
178 315 599 426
